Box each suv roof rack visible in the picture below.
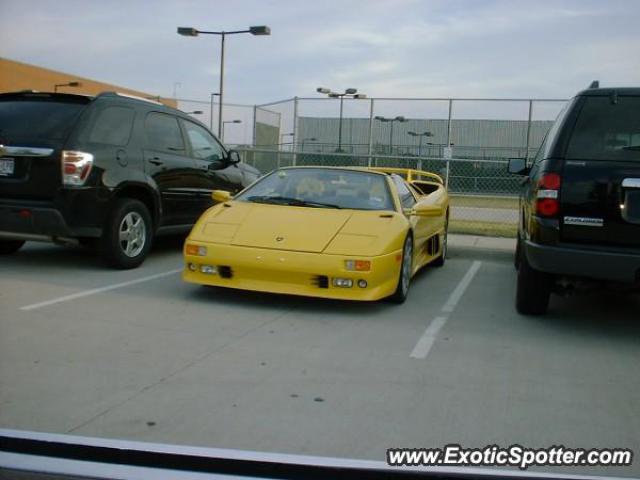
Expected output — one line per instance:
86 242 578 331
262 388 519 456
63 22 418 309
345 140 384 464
98 91 164 105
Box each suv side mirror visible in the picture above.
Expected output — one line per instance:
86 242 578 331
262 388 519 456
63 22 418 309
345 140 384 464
508 158 529 176
227 150 241 165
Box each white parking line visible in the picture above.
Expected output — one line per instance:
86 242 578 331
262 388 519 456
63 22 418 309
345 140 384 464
441 260 482 313
410 316 448 359
410 261 483 359
19 268 183 311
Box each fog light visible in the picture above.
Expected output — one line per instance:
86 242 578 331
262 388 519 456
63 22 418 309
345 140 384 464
188 263 197 272
332 278 353 288
200 265 217 274
357 279 368 288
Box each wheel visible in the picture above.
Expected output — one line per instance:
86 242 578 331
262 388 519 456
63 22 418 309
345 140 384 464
0 239 25 254
388 234 413 304
514 235 522 270
432 220 448 268
101 198 152 269
515 248 552 315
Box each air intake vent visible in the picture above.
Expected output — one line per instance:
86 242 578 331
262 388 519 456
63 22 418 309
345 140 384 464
311 275 329 288
218 266 233 279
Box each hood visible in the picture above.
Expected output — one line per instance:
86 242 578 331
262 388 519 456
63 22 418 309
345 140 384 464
192 201 403 255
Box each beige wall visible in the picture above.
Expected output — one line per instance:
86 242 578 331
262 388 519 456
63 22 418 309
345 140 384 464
0 57 177 108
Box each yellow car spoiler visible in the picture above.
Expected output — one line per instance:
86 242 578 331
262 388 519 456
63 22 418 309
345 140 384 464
369 167 444 185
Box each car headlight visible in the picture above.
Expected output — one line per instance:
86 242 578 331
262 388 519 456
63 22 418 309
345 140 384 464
185 244 207 256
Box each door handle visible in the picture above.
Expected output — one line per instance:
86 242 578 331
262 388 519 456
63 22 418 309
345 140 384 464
148 158 163 166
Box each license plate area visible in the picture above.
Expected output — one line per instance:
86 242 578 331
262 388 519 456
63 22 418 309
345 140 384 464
0 158 15 177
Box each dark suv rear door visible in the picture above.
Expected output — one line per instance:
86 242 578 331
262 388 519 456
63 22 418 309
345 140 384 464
0 93 90 200
560 94 640 248
143 112 200 226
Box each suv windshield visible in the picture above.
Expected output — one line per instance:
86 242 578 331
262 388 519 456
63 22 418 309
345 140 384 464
0 97 88 144
235 168 394 211
566 95 640 162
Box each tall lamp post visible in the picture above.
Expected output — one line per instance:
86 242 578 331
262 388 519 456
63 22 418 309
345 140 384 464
222 119 242 142
178 25 271 138
408 131 433 157
54 81 81 93
375 116 408 155
316 87 367 152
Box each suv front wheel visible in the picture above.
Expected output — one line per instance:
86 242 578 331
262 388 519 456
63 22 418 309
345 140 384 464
101 198 152 269
516 248 553 315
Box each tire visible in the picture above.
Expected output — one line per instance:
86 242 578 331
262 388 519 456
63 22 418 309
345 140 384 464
432 219 448 268
514 235 522 270
0 239 25 255
516 248 552 315
101 198 152 269
388 234 414 304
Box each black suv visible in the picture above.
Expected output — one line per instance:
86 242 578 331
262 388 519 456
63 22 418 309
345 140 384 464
509 85 640 315
0 91 260 268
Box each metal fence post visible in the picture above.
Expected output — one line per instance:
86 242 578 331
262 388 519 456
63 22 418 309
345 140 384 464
525 99 533 161
367 98 374 167
292 96 299 166
252 105 257 147
446 98 453 147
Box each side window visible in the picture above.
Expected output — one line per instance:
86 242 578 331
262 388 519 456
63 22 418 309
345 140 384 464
182 121 226 162
88 106 135 146
392 175 417 209
145 112 185 153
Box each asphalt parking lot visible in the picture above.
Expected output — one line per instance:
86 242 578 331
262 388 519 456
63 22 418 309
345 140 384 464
1 235 639 478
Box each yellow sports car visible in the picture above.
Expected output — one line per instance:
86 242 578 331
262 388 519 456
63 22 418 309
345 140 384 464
183 166 449 303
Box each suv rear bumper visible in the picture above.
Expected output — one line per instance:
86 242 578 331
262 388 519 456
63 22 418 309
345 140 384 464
0 202 101 242
524 239 640 283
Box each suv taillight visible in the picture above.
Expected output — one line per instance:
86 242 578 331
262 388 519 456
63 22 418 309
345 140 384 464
536 173 561 217
62 150 93 186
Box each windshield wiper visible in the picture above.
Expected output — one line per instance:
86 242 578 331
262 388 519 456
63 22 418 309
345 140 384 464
621 145 640 151
246 196 341 209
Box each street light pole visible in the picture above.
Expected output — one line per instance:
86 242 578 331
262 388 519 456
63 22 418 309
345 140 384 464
316 87 367 153
375 116 408 156
178 25 270 138
218 33 225 138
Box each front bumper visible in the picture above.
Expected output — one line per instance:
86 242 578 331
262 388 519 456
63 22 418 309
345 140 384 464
524 239 640 283
183 242 403 301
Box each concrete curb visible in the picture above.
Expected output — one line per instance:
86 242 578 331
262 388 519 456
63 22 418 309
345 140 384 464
449 234 515 252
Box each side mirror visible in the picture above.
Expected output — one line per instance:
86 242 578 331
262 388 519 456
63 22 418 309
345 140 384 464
207 158 227 170
411 203 443 217
508 158 529 176
211 190 232 203
227 150 241 165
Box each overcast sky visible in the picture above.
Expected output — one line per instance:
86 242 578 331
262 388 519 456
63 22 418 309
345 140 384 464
1 0 639 104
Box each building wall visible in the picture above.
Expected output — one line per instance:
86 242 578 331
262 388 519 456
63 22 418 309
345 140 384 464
0 57 176 108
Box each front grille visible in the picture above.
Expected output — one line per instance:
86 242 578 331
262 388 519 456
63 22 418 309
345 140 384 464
218 266 233 279
311 275 329 288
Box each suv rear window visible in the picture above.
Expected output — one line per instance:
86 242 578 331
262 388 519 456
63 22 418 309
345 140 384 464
88 106 135 146
566 96 640 162
0 98 87 143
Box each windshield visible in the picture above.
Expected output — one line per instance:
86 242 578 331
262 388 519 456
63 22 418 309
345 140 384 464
235 168 395 211
0 98 88 144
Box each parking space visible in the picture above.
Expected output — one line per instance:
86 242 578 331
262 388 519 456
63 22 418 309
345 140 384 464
1 237 639 477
